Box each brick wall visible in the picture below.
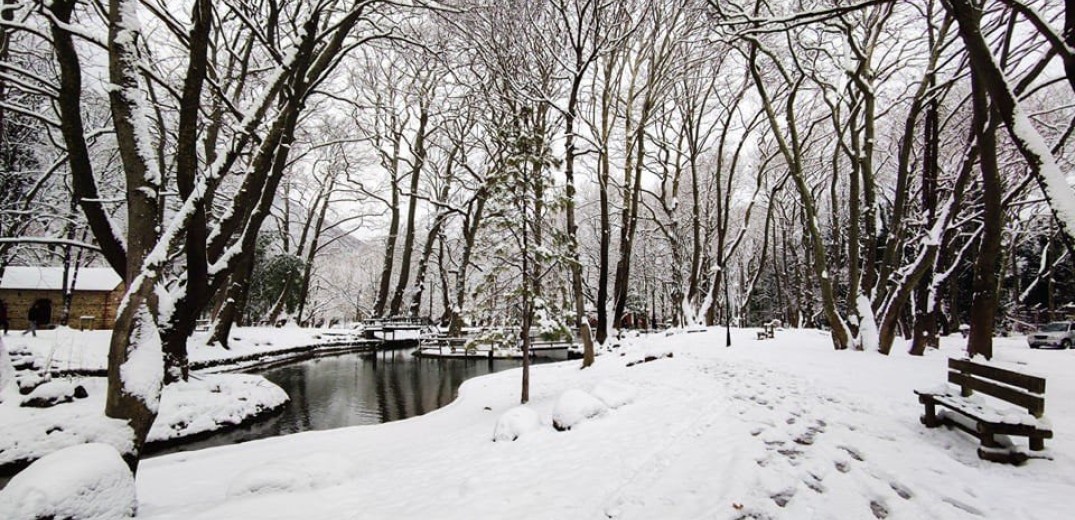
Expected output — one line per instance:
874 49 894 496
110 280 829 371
0 285 124 330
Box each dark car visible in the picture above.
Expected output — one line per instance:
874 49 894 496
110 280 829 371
1028 321 1075 349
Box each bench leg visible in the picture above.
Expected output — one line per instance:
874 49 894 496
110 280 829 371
921 400 939 428
1030 436 1045 451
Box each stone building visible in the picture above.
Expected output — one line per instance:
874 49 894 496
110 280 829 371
0 266 124 331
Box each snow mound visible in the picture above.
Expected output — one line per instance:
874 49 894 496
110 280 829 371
552 389 608 431
148 374 288 443
226 452 357 498
21 380 83 408
0 443 135 520
592 380 637 409
492 406 541 441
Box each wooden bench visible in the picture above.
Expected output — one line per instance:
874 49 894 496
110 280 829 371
915 358 1052 464
756 323 776 340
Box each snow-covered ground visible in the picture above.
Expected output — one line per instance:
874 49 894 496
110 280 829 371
117 328 1073 520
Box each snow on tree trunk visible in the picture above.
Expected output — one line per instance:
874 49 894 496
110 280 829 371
856 295 879 352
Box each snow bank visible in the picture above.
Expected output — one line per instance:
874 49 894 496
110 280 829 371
492 406 541 442
226 452 357 498
592 380 637 409
552 389 608 431
0 443 135 520
148 374 288 443
0 337 13 403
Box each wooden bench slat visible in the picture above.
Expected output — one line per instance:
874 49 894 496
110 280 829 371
948 358 1045 394
947 372 1045 417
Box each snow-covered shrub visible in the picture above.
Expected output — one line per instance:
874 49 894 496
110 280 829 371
464 329 515 352
592 380 637 409
492 406 541 441
0 443 135 520
552 389 608 431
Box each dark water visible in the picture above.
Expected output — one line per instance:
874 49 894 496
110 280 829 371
147 350 539 456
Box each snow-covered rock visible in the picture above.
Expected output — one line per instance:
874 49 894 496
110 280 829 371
592 380 637 409
21 380 84 408
16 373 45 395
0 443 135 520
492 405 541 441
552 389 608 431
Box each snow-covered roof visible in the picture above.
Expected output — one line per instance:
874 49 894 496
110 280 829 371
0 266 122 292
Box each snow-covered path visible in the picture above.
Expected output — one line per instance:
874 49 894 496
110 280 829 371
136 329 1075 519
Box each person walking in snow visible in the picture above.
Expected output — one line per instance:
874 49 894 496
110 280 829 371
22 301 42 337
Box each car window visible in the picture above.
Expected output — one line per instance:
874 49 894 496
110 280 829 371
1040 322 1068 332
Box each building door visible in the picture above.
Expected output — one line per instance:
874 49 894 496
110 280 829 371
33 298 52 325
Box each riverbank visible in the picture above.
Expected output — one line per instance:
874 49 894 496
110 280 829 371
0 326 369 480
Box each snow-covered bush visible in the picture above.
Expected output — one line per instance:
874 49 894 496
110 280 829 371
492 406 541 441
0 443 135 520
592 380 637 409
552 389 608 431
464 329 515 352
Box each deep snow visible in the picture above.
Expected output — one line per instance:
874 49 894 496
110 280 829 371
112 328 1074 520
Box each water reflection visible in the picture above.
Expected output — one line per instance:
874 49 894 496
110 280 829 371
148 350 539 456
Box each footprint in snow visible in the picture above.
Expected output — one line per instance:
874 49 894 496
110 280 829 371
803 473 825 494
770 488 796 507
838 445 865 461
870 500 889 519
889 481 913 500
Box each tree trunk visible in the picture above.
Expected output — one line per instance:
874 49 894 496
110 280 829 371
390 104 429 316
104 0 165 473
967 112 1003 361
374 130 402 318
